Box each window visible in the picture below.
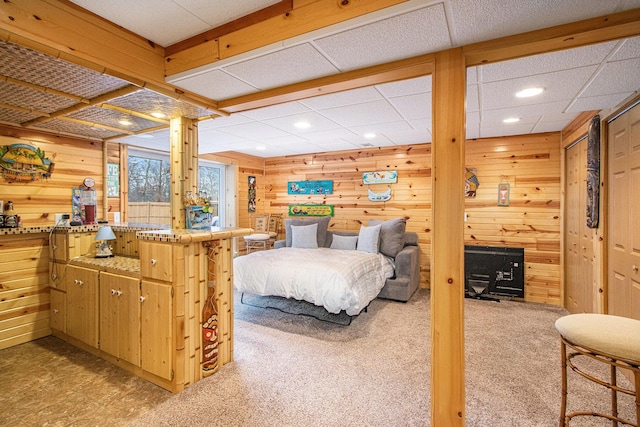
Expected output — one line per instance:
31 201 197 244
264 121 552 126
199 160 225 226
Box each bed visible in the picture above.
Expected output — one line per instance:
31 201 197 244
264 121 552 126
233 217 420 317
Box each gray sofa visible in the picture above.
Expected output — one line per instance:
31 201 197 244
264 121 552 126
274 217 420 302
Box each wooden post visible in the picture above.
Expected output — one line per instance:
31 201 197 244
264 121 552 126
431 47 466 426
170 117 199 229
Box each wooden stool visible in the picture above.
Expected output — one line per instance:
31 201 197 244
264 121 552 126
555 314 640 426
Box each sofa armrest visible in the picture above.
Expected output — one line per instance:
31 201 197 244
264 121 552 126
378 244 420 301
395 244 420 283
274 239 286 249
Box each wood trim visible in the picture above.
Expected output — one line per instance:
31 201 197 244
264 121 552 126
219 53 434 113
464 8 640 66
561 110 598 148
431 47 466 426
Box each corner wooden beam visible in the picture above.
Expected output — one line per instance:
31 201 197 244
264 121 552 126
219 53 434 113
464 8 640 66
431 47 466 427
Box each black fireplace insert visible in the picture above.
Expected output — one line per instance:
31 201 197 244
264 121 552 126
464 245 524 300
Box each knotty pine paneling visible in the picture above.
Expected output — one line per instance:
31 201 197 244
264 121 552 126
0 126 106 226
264 145 433 288
465 133 562 305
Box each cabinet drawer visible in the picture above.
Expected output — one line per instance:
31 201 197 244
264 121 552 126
50 289 66 333
139 241 172 282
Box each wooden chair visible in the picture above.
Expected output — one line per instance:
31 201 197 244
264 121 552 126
268 213 282 248
555 313 640 426
243 214 271 254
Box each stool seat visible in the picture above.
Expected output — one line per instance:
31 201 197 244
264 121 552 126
244 233 270 241
555 314 640 363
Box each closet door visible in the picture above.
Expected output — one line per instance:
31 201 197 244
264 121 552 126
608 103 640 320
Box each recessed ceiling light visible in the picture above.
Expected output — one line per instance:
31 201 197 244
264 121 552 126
516 87 544 98
503 117 520 123
363 133 377 139
294 121 311 129
119 119 133 126
150 112 166 119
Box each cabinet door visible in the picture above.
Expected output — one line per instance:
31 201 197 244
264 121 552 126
141 280 173 381
139 241 172 282
100 272 141 366
66 265 99 348
50 288 66 333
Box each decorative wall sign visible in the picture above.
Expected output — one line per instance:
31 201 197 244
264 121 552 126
107 163 119 197
72 187 96 223
248 176 256 212
288 180 333 194
586 115 600 228
368 188 391 202
0 143 54 182
498 183 510 206
465 168 479 198
288 204 334 216
362 170 397 184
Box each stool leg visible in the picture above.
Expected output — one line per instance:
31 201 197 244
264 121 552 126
560 339 568 427
610 362 618 427
635 368 639 427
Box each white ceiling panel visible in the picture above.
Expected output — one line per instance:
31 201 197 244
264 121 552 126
199 113 254 130
319 100 405 128
175 0 280 29
350 120 414 135
481 123 536 138
580 57 640 97
567 92 633 112
313 5 451 71
466 84 480 112
171 69 258 101
240 102 311 121
384 128 432 145
390 93 432 121
262 112 343 134
533 119 573 133
611 35 640 60
214 122 289 140
482 100 569 123
223 44 339 90
299 86 383 110
302 128 357 142
376 76 432 98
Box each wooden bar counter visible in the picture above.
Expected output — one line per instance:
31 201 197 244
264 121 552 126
4 223 252 393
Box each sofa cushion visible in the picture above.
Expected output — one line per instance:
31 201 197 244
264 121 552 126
368 218 407 258
330 234 358 250
291 223 319 249
285 216 331 247
357 224 381 254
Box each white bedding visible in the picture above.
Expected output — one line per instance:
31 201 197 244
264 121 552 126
233 248 395 316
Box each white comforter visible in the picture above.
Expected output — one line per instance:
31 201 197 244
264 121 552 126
233 248 395 316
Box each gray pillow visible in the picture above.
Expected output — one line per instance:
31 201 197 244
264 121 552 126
285 216 331 247
357 224 381 254
330 234 358 250
368 218 407 258
291 223 319 249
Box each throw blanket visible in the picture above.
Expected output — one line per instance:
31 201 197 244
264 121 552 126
233 248 394 316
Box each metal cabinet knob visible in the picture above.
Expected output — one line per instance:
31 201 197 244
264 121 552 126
139 296 145 303
116 290 122 297
150 258 157 266
111 289 117 295
633 265 639 272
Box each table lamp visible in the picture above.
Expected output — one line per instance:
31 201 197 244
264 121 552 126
95 226 116 258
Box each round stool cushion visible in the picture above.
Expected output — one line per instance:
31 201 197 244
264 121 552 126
244 233 270 242
555 313 640 363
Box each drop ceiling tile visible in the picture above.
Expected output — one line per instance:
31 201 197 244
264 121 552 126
533 118 573 133
313 4 451 71
263 112 342 134
199 113 254 130
199 129 250 145
259 134 309 146
466 125 480 140
241 102 311 121
376 76 431 98
481 66 598 110
343 133 396 147
310 139 360 152
299 87 383 110
409 118 431 131
467 68 478 85
567 92 632 112
301 128 356 142
319 100 403 127
384 129 431 145
467 84 480 112
610 35 640 61
215 122 289 140
171 69 259 101
479 42 617 82
480 123 536 138
482 100 569 123
580 57 640 97
223 44 339 90
467 111 480 126
350 121 414 136
451 0 623 46
175 0 280 29
389 92 431 121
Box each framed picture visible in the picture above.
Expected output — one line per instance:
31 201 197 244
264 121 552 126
498 183 510 206
465 168 479 198
248 175 256 212
186 206 212 230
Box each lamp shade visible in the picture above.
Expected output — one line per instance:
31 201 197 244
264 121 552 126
95 226 116 241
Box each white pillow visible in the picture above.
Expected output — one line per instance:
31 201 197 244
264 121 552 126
291 223 319 249
330 234 358 250
357 224 381 253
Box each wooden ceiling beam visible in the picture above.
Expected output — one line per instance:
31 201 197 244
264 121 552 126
464 8 640 66
98 104 170 125
219 53 434 113
0 102 50 117
59 116 134 134
0 74 90 103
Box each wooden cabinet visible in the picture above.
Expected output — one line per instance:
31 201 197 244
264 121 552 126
99 272 141 366
65 265 99 348
139 241 172 282
50 288 66 333
141 279 173 381
51 231 94 262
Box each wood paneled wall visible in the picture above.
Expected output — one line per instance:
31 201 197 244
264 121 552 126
262 135 562 305
264 145 433 287
0 126 105 226
464 133 562 305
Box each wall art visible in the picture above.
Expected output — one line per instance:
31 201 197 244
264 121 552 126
288 180 333 194
107 163 119 197
497 182 510 206
586 115 600 228
368 187 391 202
288 204 334 216
248 175 256 212
465 168 479 198
362 170 397 184
0 143 54 182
